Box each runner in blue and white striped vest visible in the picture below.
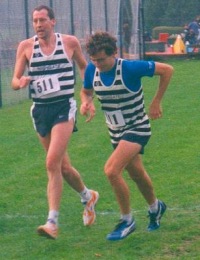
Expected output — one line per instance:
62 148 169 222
81 31 173 241
93 58 151 146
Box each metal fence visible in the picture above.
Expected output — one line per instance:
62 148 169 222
0 0 143 107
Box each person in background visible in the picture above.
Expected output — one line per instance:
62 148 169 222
11 5 99 239
122 21 131 53
187 16 200 44
80 31 173 241
144 31 152 42
184 28 196 45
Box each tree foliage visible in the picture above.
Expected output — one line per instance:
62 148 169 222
143 0 200 31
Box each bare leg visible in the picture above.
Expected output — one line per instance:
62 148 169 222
61 153 85 192
38 119 74 211
104 140 142 215
37 118 98 234
125 154 156 206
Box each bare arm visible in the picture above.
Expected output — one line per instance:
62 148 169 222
80 88 96 122
149 62 174 120
63 35 87 80
11 39 32 90
72 38 87 80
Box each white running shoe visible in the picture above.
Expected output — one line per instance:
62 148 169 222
83 190 99 226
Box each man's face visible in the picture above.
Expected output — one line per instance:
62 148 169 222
32 9 55 39
90 50 116 72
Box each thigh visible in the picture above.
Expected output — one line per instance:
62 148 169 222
41 119 74 163
105 140 142 174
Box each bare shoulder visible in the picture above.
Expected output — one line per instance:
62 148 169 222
18 38 34 50
17 37 34 60
61 34 80 48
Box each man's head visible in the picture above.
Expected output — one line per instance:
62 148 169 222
32 5 56 39
86 31 117 56
32 5 55 20
86 31 117 72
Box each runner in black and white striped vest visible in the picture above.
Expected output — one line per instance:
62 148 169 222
12 5 99 239
81 31 173 241
29 33 75 104
93 58 151 147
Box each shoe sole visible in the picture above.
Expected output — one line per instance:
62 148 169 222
37 226 58 239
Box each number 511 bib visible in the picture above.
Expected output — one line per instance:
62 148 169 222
32 75 60 98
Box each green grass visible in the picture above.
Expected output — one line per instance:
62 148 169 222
0 67 29 106
0 59 199 259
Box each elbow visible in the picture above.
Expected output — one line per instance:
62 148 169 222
11 80 19 90
162 64 174 79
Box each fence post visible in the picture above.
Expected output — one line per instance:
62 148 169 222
69 0 76 82
104 0 108 31
70 0 75 35
0 66 2 108
88 0 92 34
49 0 53 8
24 0 30 39
24 0 31 98
139 0 145 59
118 0 123 58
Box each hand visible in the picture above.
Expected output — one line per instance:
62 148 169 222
19 76 31 89
149 100 162 120
80 102 96 122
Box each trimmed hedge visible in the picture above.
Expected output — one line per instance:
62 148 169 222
152 26 184 39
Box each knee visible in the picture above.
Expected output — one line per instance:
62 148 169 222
46 155 63 175
104 162 117 181
46 156 57 173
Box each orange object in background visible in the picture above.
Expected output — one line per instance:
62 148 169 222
173 35 186 54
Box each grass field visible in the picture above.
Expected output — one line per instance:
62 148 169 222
0 59 199 259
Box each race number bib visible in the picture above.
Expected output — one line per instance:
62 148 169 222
105 110 125 127
32 75 60 97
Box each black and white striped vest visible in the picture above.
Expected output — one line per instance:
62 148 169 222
93 59 151 143
29 33 75 104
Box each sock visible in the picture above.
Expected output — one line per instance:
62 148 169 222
79 187 91 202
121 213 133 224
149 199 159 213
47 210 59 225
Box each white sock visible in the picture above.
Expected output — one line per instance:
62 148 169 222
47 210 59 225
79 187 91 202
149 199 159 213
121 213 133 224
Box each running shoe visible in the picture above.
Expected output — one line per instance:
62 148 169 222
83 190 99 226
147 200 167 231
37 221 58 239
106 219 136 241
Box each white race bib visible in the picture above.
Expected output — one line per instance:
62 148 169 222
105 110 125 127
32 75 60 97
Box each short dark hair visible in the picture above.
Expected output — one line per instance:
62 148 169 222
32 5 55 20
86 31 117 56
